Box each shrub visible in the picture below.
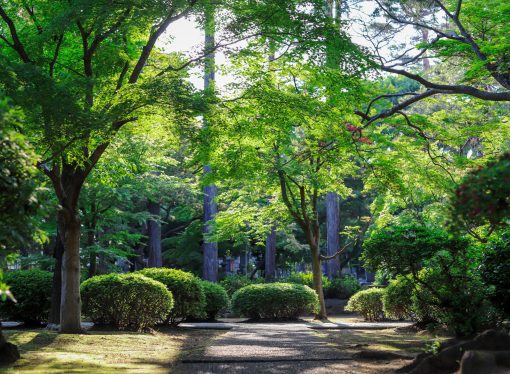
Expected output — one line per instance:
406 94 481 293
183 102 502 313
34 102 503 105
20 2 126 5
81 273 173 330
281 272 330 291
411 267 497 336
480 234 510 318
138 268 205 325
200 280 230 320
325 276 361 299
231 283 319 320
220 274 263 296
0 270 52 324
383 276 414 320
345 288 385 321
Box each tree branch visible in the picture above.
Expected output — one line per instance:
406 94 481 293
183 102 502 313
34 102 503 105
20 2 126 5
0 5 31 62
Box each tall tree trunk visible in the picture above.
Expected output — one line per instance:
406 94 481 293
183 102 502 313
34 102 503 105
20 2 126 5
57 208 82 333
421 28 430 71
147 200 162 268
202 2 218 282
48 230 64 327
265 226 277 281
326 192 341 279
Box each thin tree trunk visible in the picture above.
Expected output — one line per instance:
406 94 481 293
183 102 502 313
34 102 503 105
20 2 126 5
264 226 277 281
311 242 327 319
147 200 162 267
202 2 218 282
326 192 341 279
58 210 82 333
48 230 64 327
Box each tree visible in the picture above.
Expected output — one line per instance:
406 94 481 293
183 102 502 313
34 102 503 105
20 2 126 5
202 1 219 282
206 20 366 317
0 0 200 332
357 0 510 127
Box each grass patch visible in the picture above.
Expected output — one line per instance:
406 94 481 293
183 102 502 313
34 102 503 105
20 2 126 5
0 328 222 373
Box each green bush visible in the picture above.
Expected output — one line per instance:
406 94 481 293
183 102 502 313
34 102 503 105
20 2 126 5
220 274 263 296
138 268 205 325
480 234 510 318
81 273 173 330
232 283 319 320
383 276 414 320
281 272 330 291
345 288 385 321
411 267 497 336
0 270 52 324
325 276 361 299
200 280 230 320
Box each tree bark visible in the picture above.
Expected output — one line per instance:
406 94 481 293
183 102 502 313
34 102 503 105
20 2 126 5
203 174 218 281
264 226 277 281
48 230 63 326
202 2 218 282
147 200 162 267
58 209 82 333
326 192 341 279
310 241 327 319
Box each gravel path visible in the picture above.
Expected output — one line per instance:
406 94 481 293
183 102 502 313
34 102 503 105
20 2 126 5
174 322 411 373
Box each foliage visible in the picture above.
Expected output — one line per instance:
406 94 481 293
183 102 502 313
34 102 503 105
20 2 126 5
362 224 452 276
81 273 173 331
231 283 319 320
137 268 205 325
479 233 510 318
345 288 385 321
199 280 230 320
220 274 264 296
325 276 361 299
410 268 498 336
0 94 43 251
452 153 510 228
383 276 414 321
281 272 330 292
362 223 500 335
0 270 52 324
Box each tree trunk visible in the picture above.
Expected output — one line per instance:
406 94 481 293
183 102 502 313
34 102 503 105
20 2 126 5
202 2 218 282
421 28 430 71
265 226 277 281
58 210 82 333
48 230 64 327
147 200 162 268
203 176 218 281
311 242 327 319
326 192 341 279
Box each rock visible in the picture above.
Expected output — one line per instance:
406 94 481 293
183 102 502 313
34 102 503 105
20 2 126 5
0 342 20 364
460 350 510 374
353 350 413 360
397 329 510 374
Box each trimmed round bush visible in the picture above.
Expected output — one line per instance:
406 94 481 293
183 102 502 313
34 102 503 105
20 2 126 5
220 275 264 296
345 288 385 321
325 276 361 299
81 273 173 330
200 280 230 320
138 268 205 325
0 269 52 324
383 276 414 320
232 283 319 320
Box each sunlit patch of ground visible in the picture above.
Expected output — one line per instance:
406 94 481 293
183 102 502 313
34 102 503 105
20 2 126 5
312 327 449 356
1 328 222 373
